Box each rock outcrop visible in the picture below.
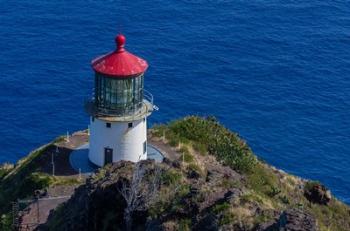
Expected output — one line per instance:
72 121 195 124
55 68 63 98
41 158 322 231
304 182 332 205
256 209 317 231
40 149 347 231
7 117 348 231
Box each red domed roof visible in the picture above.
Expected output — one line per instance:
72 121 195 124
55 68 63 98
91 34 148 78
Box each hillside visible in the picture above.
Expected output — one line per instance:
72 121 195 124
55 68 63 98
0 135 85 230
0 116 349 230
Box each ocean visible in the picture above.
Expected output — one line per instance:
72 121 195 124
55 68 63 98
0 0 349 203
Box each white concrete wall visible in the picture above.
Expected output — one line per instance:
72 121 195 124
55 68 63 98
88 117 147 166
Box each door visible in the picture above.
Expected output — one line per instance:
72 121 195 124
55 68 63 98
104 148 113 165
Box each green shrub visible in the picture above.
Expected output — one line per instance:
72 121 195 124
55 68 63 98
178 218 191 231
54 136 66 143
188 163 201 173
179 146 190 155
168 116 256 173
151 124 167 137
220 178 240 189
0 169 8 180
161 169 182 185
212 202 230 214
176 184 190 198
148 200 169 219
168 138 179 147
169 184 191 215
16 172 53 198
165 130 190 147
254 214 273 225
0 144 55 214
0 213 12 231
279 195 290 204
53 177 81 186
246 164 279 196
219 211 235 225
304 180 321 191
183 153 194 163
194 191 206 203
240 193 264 204
267 185 281 197
192 142 207 155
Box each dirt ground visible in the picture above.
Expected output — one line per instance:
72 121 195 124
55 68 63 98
17 131 176 231
19 196 69 230
37 131 89 176
17 132 89 230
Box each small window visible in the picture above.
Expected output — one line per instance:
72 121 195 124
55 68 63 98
92 117 95 122
128 122 133 128
106 123 111 128
143 141 147 154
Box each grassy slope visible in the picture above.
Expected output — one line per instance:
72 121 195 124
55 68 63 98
0 117 349 230
151 116 350 231
0 136 81 230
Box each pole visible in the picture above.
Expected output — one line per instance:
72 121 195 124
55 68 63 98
66 131 70 142
51 152 55 176
79 168 81 180
36 196 40 225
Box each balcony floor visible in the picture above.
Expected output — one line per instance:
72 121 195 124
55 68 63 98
87 100 153 122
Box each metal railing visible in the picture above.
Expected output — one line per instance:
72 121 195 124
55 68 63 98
85 89 154 118
144 89 153 105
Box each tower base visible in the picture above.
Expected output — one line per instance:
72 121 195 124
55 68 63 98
88 116 147 167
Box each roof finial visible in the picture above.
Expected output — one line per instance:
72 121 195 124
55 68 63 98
115 34 126 52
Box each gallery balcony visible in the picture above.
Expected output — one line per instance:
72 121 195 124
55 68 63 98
85 90 154 122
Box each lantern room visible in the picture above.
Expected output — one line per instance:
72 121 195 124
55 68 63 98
89 34 149 117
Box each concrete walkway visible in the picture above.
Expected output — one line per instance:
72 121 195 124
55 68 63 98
69 142 164 174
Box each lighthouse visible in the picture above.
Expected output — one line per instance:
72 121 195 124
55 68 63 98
85 34 154 167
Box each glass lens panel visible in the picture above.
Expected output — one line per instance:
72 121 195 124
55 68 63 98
95 74 144 115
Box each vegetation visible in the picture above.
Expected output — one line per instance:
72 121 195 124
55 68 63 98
154 116 257 173
0 138 83 230
161 169 182 185
0 144 52 213
150 116 350 231
178 218 191 231
212 202 230 214
0 116 349 230
305 180 321 191
187 163 202 174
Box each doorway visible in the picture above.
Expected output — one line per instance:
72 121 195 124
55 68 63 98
104 148 113 165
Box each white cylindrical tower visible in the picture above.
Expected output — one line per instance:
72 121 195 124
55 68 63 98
85 34 153 167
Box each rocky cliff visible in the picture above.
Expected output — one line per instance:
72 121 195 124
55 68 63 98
41 116 350 231
0 116 349 231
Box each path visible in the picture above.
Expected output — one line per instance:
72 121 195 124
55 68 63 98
17 132 89 230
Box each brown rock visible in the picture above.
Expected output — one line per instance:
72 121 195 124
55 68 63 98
304 182 331 205
256 208 317 231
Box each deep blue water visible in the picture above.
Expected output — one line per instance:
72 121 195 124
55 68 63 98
0 0 349 203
